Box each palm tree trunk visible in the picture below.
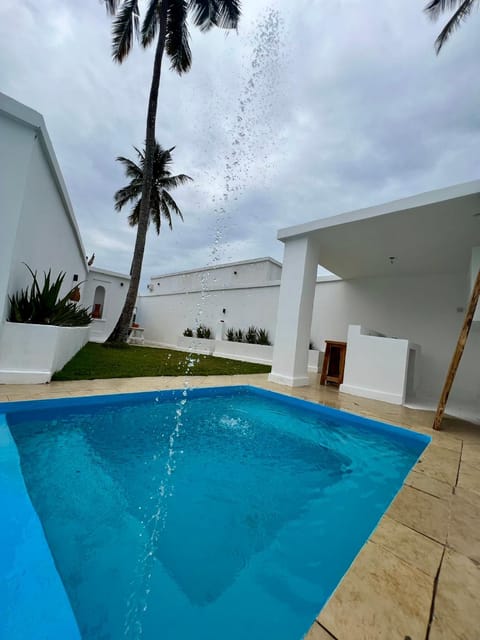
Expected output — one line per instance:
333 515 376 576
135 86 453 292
108 1 169 342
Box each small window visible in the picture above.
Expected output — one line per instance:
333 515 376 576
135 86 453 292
92 285 106 319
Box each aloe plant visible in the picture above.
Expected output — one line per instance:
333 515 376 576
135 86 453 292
196 324 212 339
257 329 271 346
8 265 91 327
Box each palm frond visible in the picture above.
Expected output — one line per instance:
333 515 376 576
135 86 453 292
149 188 162 234
432 0 476 52
116 155 143 180
112 0 140 63
114 182 142 211
189 0 240 30
160 196 174 230
141 0 161 47
216 0 241 29
424 0 464 21
159 173 193 189
128 199 142 227
102 0 119 16
162 190 184 223
166 1 192 74
189 0 218 31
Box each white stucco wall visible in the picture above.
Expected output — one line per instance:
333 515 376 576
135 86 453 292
137 271 480 414
149 258 282 294
83 268 130 342
0 94 88 317
137 283 280 349
0 322 90 384
340 324 419 405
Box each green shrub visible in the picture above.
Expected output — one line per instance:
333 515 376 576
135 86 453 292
183 328 193 337
226 327 235 341
196 324 212 339
257 328 271 345
245 325 258 344
234 329 244 343
8 265 91 327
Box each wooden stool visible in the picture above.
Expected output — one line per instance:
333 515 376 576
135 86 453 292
320 340 347 386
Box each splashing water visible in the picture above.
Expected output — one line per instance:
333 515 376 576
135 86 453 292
208 7 286 269
125 8 287 636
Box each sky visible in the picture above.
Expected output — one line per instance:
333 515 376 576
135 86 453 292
1 0 479 289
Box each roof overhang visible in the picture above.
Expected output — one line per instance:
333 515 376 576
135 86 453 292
278 180 480 279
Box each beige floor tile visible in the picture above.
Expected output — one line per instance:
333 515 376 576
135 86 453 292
387 485 450 543
461 443 480 470
429 549 480 640
405 470 453 500
303 622 336 640
413 444 460 486
427 432 463 453
318 541 433 640
369 515 444 577
447 488 480 563
457 461 480 496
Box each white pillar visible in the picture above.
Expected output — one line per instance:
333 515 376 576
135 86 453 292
269 236 318 386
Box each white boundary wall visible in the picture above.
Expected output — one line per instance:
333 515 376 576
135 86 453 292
0 323 90 384
137 271 480 411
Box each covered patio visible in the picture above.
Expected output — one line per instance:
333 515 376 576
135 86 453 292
269 180 480 416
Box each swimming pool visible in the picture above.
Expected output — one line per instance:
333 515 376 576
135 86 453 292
1 386 430 639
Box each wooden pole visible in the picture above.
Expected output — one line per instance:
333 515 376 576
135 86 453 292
433 269 480 430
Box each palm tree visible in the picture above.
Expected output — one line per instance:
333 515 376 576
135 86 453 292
104 0 241 342
425 0 478 53
115 143 192 237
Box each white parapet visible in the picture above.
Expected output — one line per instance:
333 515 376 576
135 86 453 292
340 324 420 405
0 321 90 384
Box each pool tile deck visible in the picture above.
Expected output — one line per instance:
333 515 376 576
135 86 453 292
1 373 479 640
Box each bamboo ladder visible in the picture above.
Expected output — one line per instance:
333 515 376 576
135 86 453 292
433 268 480 430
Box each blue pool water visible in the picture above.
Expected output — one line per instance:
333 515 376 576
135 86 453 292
5 386 429 640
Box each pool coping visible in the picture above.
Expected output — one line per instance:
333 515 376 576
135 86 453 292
0 375 478 640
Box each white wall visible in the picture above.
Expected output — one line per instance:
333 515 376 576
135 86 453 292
83 268 130 342
0 93 129 383
0 94 88 322
0 322 90 384
137 271 480 413
137 283 280 348
6 137 88 301
340 324 418 405
149 258 281 294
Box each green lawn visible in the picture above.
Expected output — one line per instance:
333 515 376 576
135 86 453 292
52 342 271 381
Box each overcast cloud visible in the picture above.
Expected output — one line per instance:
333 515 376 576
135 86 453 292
1 0 479 287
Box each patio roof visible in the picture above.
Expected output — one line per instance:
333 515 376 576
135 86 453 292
277 180 480 279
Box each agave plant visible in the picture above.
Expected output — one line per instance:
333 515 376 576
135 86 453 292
8 265 91 327
257 328 271 346
196 324 212 339
234 329 244 343
245 325 258 344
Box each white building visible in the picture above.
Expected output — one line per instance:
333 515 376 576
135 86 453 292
137 181 480 420
0 93 129 383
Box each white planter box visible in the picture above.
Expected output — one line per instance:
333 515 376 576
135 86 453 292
177 335 215 355
0 321 90 384
214 341 273 365
174 336 323 369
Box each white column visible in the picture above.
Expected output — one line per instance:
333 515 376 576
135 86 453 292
269 235 318 386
